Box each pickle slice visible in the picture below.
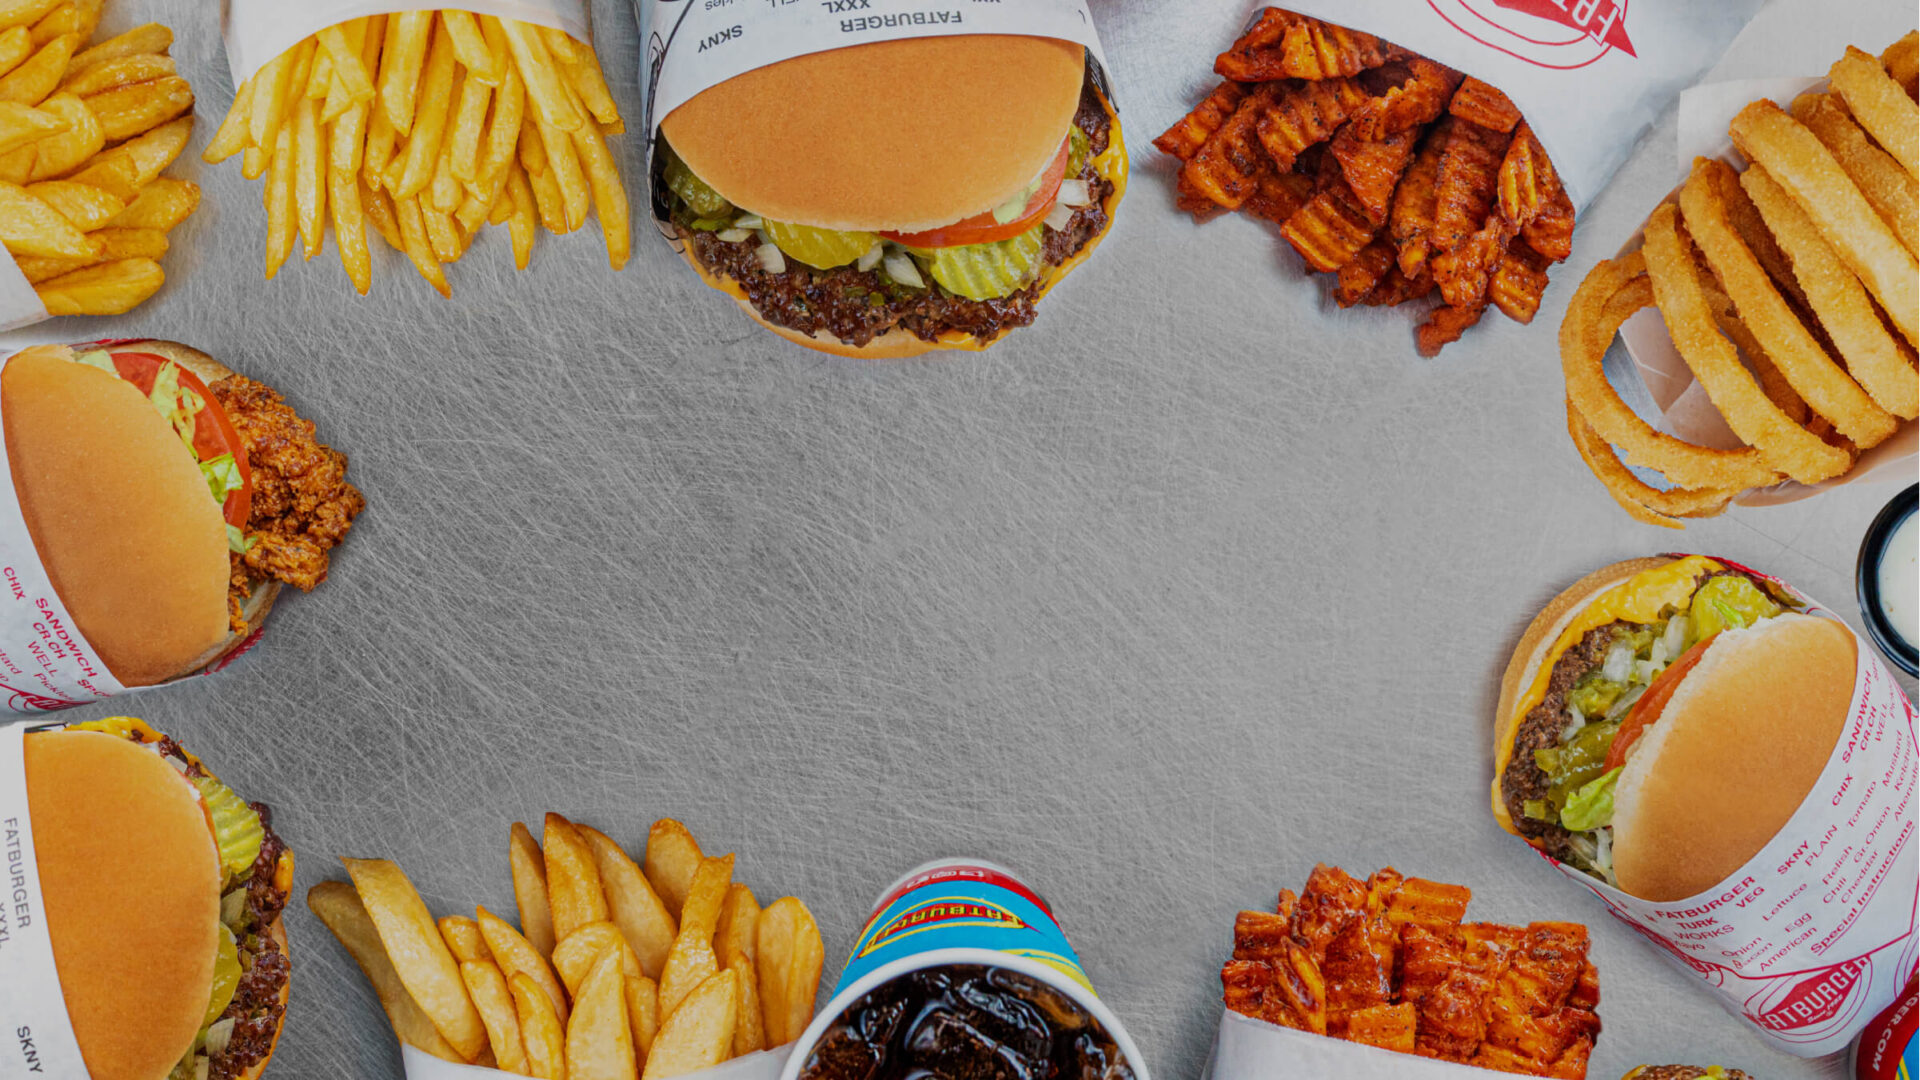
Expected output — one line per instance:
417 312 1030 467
763 220 879 270
925 226 1045 300
203 924 241 1026
193 774 264 884
663 150 732 218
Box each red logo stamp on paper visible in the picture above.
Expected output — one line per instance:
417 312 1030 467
1749 956 1873 1034
1425 0 1635 69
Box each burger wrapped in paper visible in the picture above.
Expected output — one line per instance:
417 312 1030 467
1 717 295 1080
642 1 1125 358
0 340 362 708
1492 554 1918 1055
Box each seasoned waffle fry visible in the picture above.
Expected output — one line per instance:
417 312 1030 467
1152 80 1244 164
1448 77 1523 134
1521 187 1575 262
1334 237 1394 306
1211 8 1297 82
1282 171 1376 272
1497 122 1558 227
1429 117 1508 259
1254 76 1370 172
1330 123 1416 224
1488 240 1550 324
1389 119 1449 276
1416 301 1484 358
1242 165 1315 226
1183 81 1287 211
1434 212 1514 310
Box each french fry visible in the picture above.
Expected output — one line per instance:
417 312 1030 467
26 178 118 230
545 814 612 942
22 4 65 47
488 187 511 226
502 19 582 132
102 176 195 230
573 121 626 269
0 180 93 256
723 946 764 1057
318 21 374 106
570 950 639 1080
397 194 451 295
552 922 641 997
541 26 584 67
0 144 30 183
506 160 534 268
480 16 510 84
294 96 326 259
343 858 491 1062
430 134 460 213
755 898 823 1047
330 106 371 293
0 26 31 80
65 20 166 73
304 43 335 101
83 73 193 143
658 855 731 1021
0 24 65 102
454 191 487 234
378 10 431 136
15 224 162 281
448 69 489 182
642 821 703 921
202 76 253 164
559 47 617 128
642 971 737 1080
439 915 490 963
577 825 676 981
0 100 66 155
712 886 758 971
363 101 397 188
395 20 455 198
97 114 191 187
264 124 295 278
308 881 465 1062
57 51 169 97
248 40 302 157
444 10 503 85
537 117 587 232
473 65 524 198
626 975 659 1060
34 255 159 313
65 149 136 200
463 959 530 1076
511 971 568 1080
361 176 401 249
509 821 559 959
0 0 61 32
478 905 570 1026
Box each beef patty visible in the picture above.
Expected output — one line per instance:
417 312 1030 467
1628 1068 1751 1080
680 82 1116 348
1501 621 1629 858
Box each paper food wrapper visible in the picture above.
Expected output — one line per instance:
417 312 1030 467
1203 1011 1541 1080
1270 0 1765 214
0 721 89 1080
635 0 1113 245
401 1037 794 1080
1616 78 1917 506
222 0 590 85
1542 559 1918 1057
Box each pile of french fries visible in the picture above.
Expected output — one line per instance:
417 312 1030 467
310 814 826 1080
0 1 198 316
206 10 628 298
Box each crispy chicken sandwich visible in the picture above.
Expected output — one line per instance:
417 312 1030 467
1 340 363 687
1494 556 1855 901
656 35 1127 357
23 717 293 1080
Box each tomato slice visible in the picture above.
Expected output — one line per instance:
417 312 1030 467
1605 633 1718 770
880 139 1071 249
105 350 252 531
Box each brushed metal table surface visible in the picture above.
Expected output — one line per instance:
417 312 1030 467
20 0 1916 1078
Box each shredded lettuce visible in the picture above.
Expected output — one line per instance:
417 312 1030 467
227 525 254 555
71 348 116 374
201 453 242 505
1560 767 1622 832
148 361 204 453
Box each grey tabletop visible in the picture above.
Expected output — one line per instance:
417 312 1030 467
20 0 1918 1078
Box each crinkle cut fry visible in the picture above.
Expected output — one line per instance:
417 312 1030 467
1430 117 1511 259
1214 8 1404 82
1522 187 1576 262
1643 201 1856 483
1154 80 1247 163
1434 211 1516 309
1332 123 1418 224
1417 300 1486 357
1346 58 1461 142
1362 263 1433 306
1490 240 1551 324
1449 76 1523 133
1256 76 1373 173
1335 238 1395 306
1244 166 1316 225
1498 122 1560 227
1560 251 1780 491
1390 117 1452 276
1283 173 1379 273
1341 1003 1416 1052
1213 8 1299 82
1183 81 1289 211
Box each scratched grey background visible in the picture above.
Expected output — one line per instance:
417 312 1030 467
14 0 1919 1077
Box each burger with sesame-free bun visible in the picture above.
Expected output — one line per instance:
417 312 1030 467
656 34 1127 358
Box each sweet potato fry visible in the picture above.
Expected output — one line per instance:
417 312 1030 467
1448 76 1522 133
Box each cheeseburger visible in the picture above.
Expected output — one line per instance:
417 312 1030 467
1493 556 1855 901
23 717 293 1080
656 35 1126 357
1623 1070 1751 1080
2 341 363 688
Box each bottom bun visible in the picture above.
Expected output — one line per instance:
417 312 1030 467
680 248 984 359
236 917 291 1080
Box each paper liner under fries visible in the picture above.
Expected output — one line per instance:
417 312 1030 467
1545 559 1917 1057
222 0 590 86
635 0 1113 247
400 1041 794 1080
1203 1010 1540 1080
0 722 94 1078
1256 0 1766 213
1617 78 1918 506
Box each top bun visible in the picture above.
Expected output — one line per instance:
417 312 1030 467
662 34 1087 233
1 345 233 687
25 729 222 1080
1612 613 1856 901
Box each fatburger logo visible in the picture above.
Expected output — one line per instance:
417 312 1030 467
856 897 1029 958
1426 0 1635 69
1750 956 1873 1034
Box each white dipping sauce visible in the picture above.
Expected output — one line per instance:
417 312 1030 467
1880 512 1917 647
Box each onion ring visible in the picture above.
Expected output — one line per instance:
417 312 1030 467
1559 249 1780 490
1565 398 1737 528
1642 203 1855 483
1730 101 1919 347
1792 92 1918 259
1741 162 1920 420
1679 158 1899 447
1883 30 1918 100
1829 46 1918 180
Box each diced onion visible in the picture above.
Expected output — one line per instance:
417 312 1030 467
883 253 924 289
1648 639 1669 666
204 1019 237 1058
193 1053 211 1080
856 241 884 273
166 755 187 773
1604 685 1646 722
1663 615 1689 658
733 214 764 230
754 243 786 274
1057 178 1092 208
1560 703 1587 743
220 889 246 927
715 228 753 243
1602 641 1632 684
1043 201 1076 231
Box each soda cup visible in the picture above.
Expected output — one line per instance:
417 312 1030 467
779 859 1150 1080
1853 972 1918 1080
